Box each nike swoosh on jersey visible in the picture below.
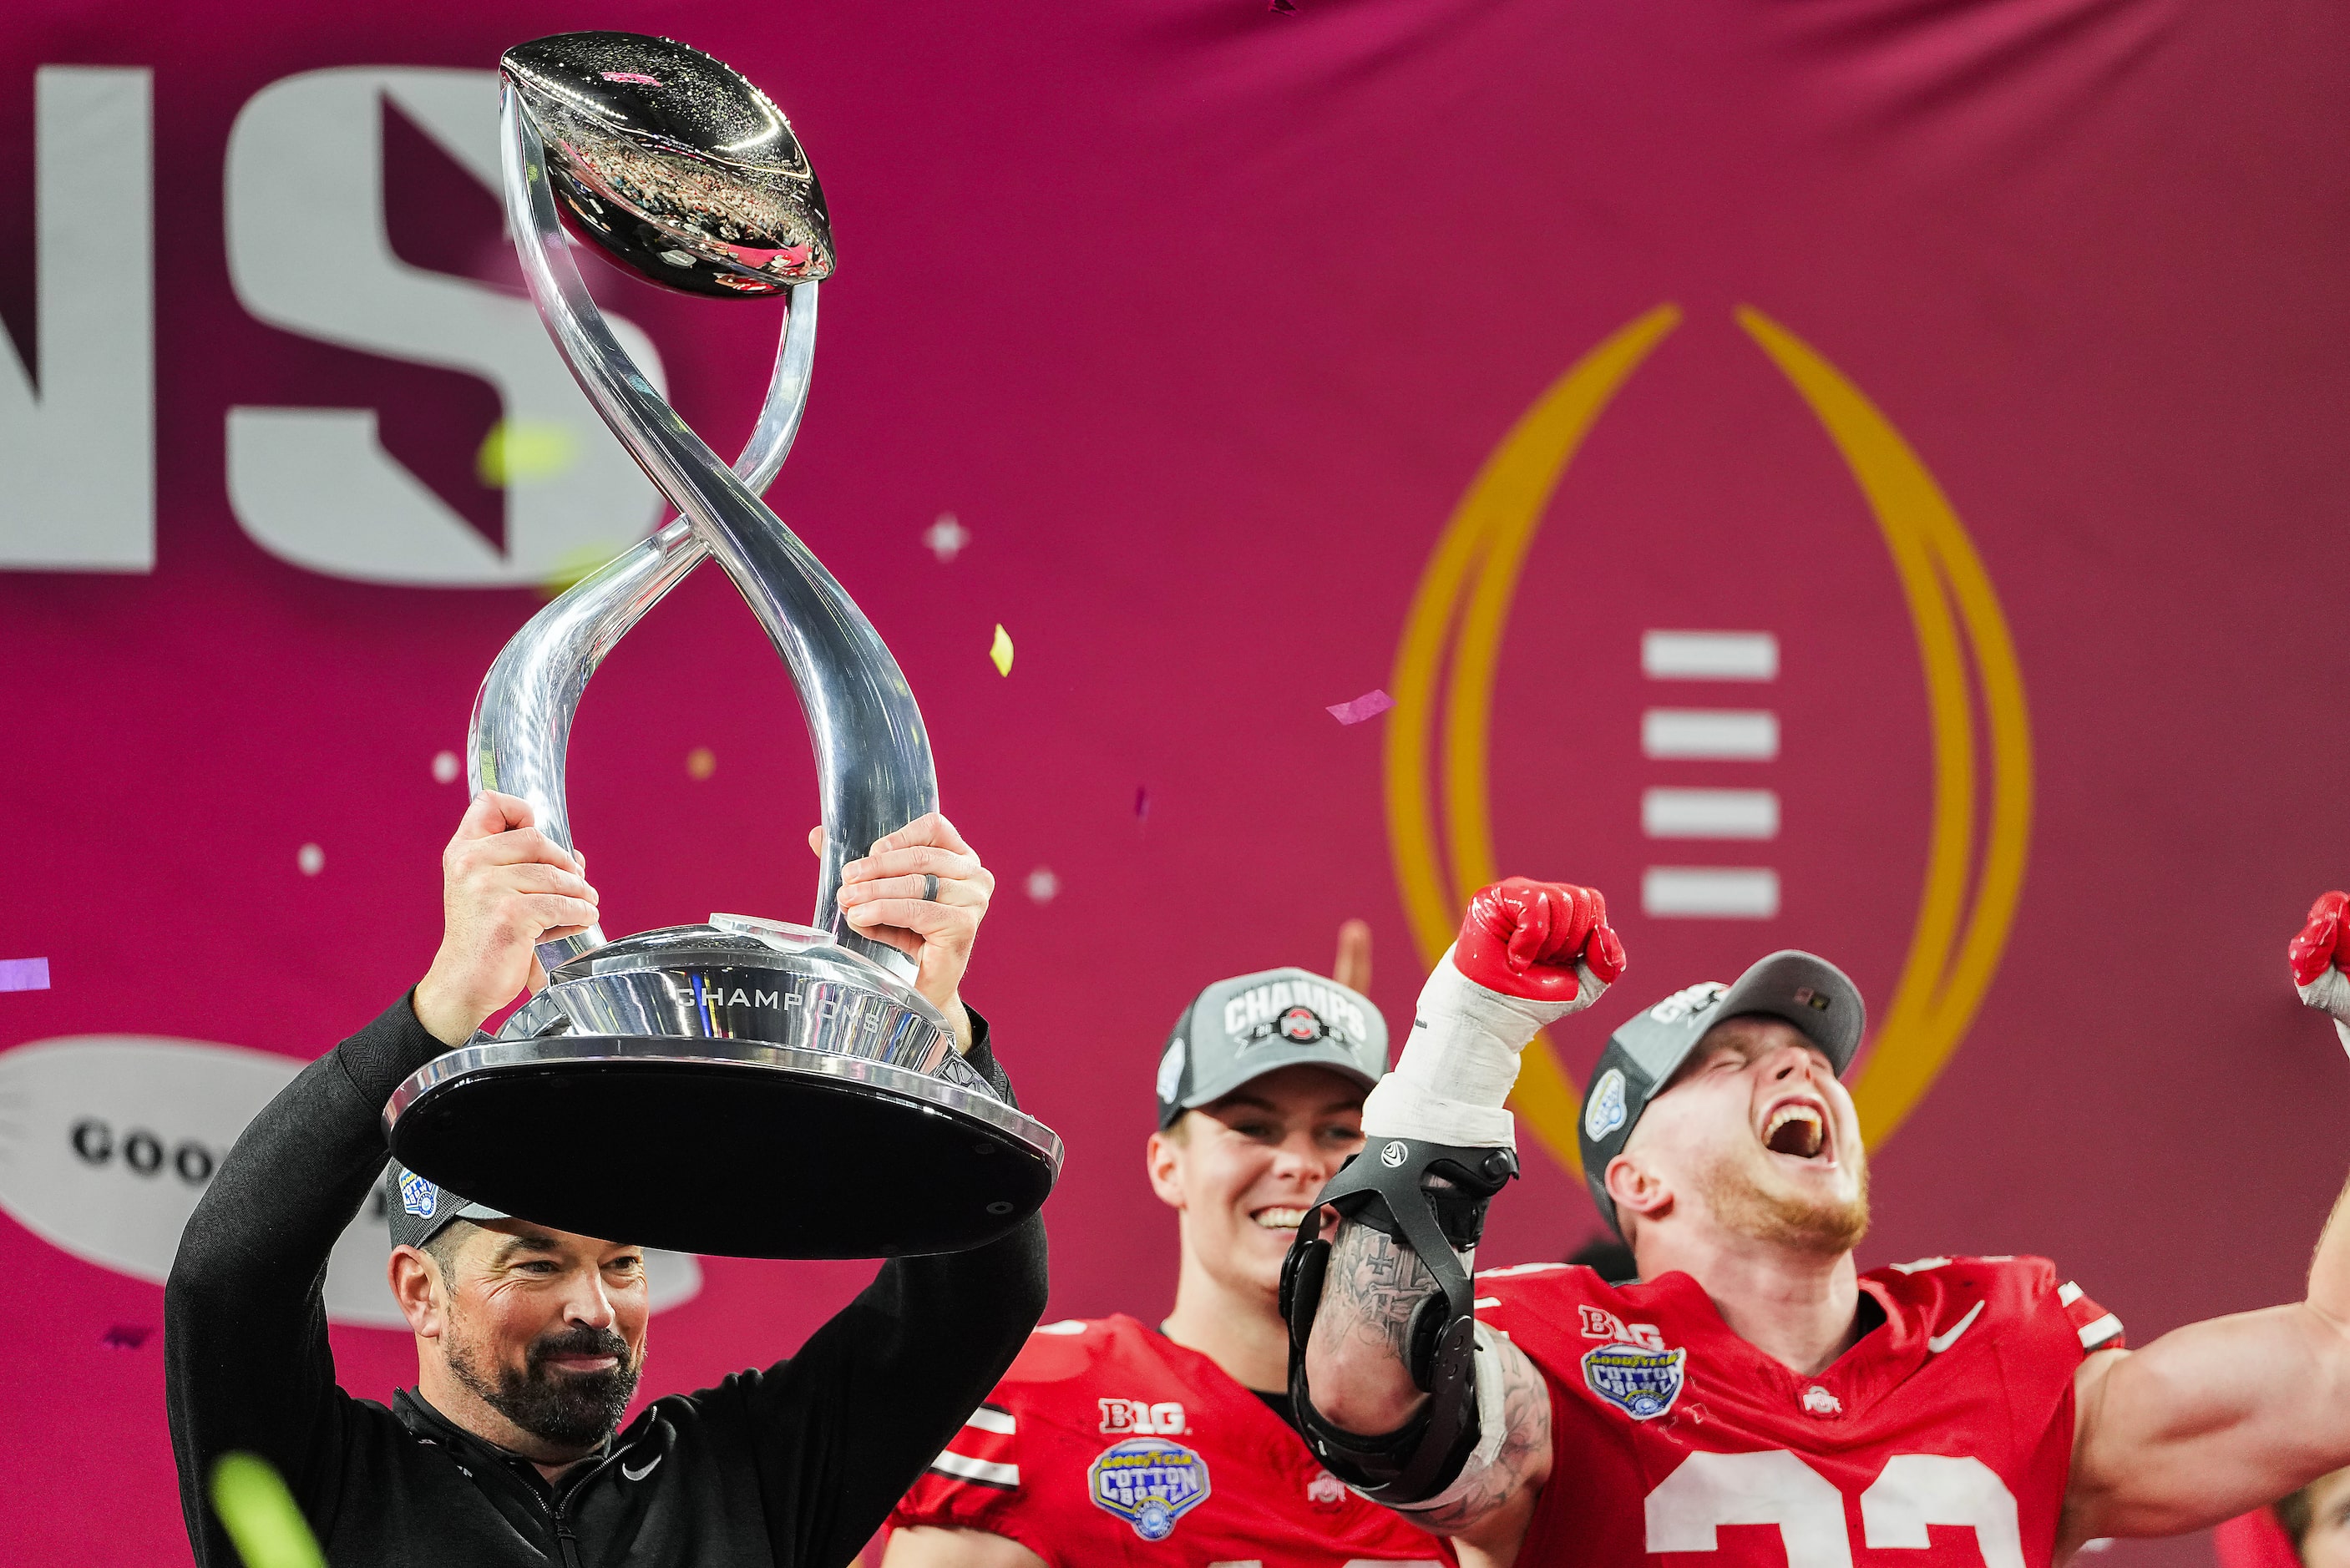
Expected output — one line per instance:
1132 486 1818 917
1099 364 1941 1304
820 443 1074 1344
1926 1299 1986 1354
622 1454 662 1482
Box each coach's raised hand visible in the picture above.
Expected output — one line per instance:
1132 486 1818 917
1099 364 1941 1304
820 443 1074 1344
2291 891 2350 1055
413 792 600 1048
826 811 993 1054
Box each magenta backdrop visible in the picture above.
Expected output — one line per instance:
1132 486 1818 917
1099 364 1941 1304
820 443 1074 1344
8 1 2350 1563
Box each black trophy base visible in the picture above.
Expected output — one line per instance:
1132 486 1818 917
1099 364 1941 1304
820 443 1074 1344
384 1039 1058 1259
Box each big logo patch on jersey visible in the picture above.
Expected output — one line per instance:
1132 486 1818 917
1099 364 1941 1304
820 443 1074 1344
1583 1343 1687 1421
1087 1438 1211 1541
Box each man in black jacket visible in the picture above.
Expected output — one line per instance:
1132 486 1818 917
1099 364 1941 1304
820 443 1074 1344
165 791 1048 1568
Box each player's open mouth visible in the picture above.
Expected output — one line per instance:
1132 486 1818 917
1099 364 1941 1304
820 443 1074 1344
546 1354 620 1373
1761 1098 1829 1161
1251 1206 1308 1232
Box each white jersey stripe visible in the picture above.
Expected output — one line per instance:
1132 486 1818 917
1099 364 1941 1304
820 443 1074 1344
962 1404 1015 1435
2058 1281 2084 1307
929 1449 1020 1488
2077 1312 2124 1350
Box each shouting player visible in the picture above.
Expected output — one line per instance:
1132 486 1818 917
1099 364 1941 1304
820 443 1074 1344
1285 878 2350 1565
887 929 1450 1566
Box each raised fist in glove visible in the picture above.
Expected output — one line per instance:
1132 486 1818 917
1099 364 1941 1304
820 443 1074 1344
1455 876 1627 1002
2290 892 2350 1054
1362 876 1627 1149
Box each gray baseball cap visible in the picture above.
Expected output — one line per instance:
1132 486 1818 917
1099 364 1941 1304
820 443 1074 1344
1156 967 1388 1128
1579 949 1865 1236
384 1161 509 1252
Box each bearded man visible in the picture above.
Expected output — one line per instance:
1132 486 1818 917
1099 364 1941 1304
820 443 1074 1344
165 791 1044 1568
1287 878 2350 1568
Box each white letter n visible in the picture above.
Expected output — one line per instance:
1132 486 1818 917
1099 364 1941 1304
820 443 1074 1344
0 68 154 572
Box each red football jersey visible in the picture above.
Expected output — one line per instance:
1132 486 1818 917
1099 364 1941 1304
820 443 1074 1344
1474 1257 2126 1568
889 1313 1452 1565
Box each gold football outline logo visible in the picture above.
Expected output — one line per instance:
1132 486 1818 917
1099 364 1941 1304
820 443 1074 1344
1384 303 2033 1178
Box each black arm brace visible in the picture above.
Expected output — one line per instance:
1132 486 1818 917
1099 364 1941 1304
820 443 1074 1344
1279 1135 1518 1506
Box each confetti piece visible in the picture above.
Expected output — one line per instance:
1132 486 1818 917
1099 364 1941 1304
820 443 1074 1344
101 1323 152 1349
1326 689 1394 726
477 418 581 487
600 71 662 85
1134 786 1150 822
1271 0 1299 12
210 1453 327 1568
296 843 324 877
686 746 717 781
1026 867 1060 903
924 513 970 562
432 750 461 785
990 625 1015 676
0 957 49 992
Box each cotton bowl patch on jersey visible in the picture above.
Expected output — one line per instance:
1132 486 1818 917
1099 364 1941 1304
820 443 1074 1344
1582 1342 1686 1420
1087 1437 1210 1541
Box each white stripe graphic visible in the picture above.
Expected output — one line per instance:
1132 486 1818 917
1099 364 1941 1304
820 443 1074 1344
1643 631 1778 680
1643 867 1780 919
2058 1281 2084 1307
930 1449 1019 1487
1643 709 1779 760
1643 787 1779 840
962 1405 1015 1435
2077 1313 2124 1349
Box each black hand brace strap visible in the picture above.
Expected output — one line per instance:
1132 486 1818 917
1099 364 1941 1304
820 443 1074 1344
1279 1136 1518 1506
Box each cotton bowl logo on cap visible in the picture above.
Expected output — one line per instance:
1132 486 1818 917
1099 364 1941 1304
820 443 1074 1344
1583 1069 1628 1141
1155 1039 1187 1103
398 1169 440 1220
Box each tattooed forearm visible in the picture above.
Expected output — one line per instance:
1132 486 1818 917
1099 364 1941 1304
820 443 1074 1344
1320 1221 1442 1364
1404 1333 1552 1539
1299 1217 1443 1436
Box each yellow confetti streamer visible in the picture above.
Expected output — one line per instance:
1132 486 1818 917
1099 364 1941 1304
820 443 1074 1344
477 417 581 486
210 1453 326 1568
989 624 1014 676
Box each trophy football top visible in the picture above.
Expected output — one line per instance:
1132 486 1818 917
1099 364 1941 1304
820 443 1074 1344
501 31 836 298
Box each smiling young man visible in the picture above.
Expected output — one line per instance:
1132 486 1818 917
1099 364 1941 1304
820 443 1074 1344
1289 878 2350 1568
884 953 1449 1566
165 791 1046 1567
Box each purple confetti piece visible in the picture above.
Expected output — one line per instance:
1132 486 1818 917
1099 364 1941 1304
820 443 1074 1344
1326 689 1395 726
100 1324 153 1349
600 71 662 85
0 957 49 992
1135 786 1151 822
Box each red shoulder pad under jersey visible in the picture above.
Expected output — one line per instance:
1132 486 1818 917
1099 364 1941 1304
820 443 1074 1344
888 1314 1451 1567
1469 1257 2122 1568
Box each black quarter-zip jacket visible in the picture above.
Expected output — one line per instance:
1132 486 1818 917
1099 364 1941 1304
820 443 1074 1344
165 993 1049 1567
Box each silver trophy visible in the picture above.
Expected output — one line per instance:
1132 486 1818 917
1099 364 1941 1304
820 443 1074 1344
382 32 1062 1259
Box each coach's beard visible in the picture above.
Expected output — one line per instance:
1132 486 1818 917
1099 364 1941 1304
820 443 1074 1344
1701 1136 1871 1256
449 1323 643 1449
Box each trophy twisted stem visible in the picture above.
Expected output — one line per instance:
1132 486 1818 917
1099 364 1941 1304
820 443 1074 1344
480 83 935 979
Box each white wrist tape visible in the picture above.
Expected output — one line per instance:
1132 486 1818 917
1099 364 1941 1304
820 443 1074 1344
1360 943 1606 1148
1382 1323 1515 1515
2297 969 2350 1058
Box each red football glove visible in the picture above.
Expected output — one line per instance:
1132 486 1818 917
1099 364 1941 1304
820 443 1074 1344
1453 876 1627 1003
2290 892 2350 989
